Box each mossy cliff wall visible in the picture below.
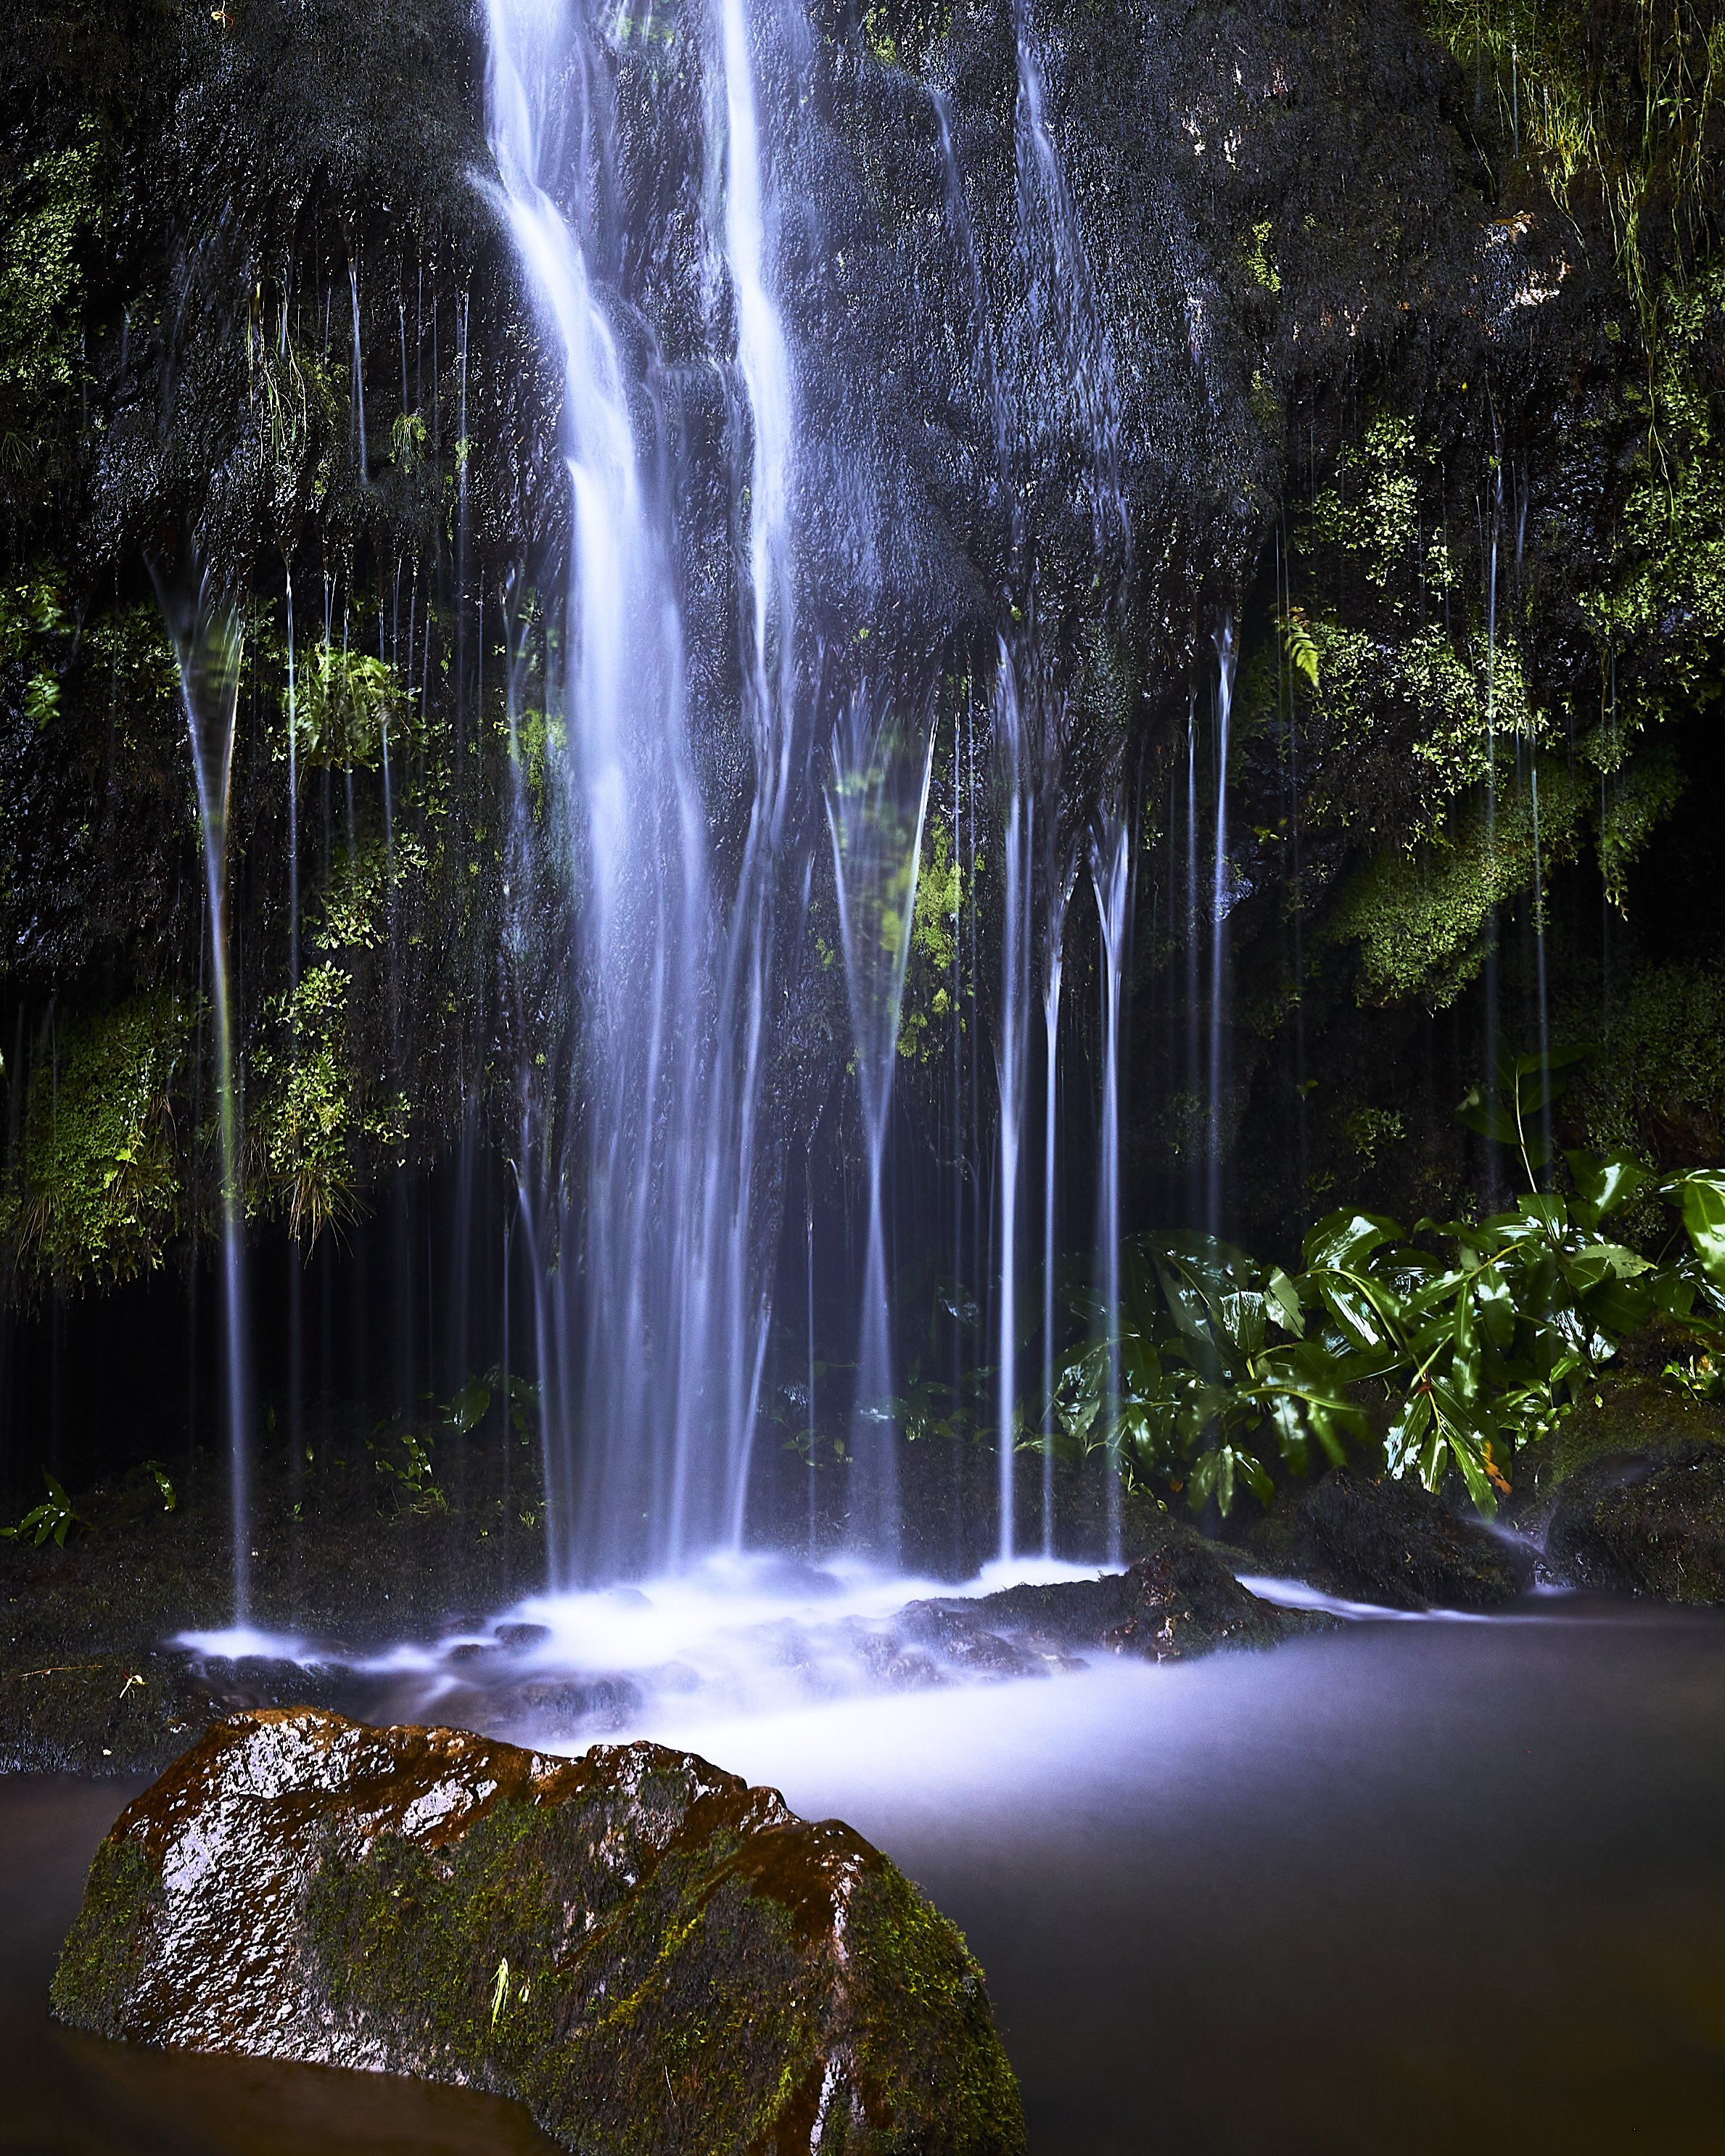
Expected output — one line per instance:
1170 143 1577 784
1 0 1721 1464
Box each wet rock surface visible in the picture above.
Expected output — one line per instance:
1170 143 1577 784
1245 1470 1528 1611
1544 1445 1725 1604
0 1646 371 1779
52 1707 1025 2156
894 1531 1327 1668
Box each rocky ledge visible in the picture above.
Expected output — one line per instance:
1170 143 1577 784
885 1526 1330 1679
1242 1469 1531 1611
52 1707 1024 2155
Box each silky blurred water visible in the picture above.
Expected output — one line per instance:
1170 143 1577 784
9 1607 1725 2153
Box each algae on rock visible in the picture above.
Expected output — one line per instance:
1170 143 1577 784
52 1707 1025 2156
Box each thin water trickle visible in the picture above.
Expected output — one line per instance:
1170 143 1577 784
993 649 1034 1563
1206 619 1236 1239
1010 0 1126 546
165 590 252 1621
1090 804 1129 1565
1039 845 1076 1556
827 699 935 1560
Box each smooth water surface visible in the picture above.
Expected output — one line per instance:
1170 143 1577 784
7 1609 1725 2152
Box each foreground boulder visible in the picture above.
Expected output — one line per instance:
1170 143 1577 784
1245 1470 1528 1610
52 1708 1024 2155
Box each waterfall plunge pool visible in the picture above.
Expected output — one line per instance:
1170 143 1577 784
8 1601 1725 2152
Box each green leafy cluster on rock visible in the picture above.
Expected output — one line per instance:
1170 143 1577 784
1058 1052 1725 1519
287 642 420 772
248 961 408 1243
1 995 190 1291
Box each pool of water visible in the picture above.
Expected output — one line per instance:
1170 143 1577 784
7 1602 1725 2153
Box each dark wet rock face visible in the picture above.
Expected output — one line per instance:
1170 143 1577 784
1246 1471 1527 1611
895 1530 1324 1669
1544 1447 1725 1605
0 1647 374 1779
52 1708 1024 2155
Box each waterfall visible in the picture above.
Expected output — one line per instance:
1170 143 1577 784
1039 847 1075 1555
993 649 1034 1563
1011 0 1125 545
486 0 730 1581
1206 620 1235 1238
474 0 1143 1584
1090 805 1129 1565
826 698 934 1560
168 591 252 1619
696 0 802 1558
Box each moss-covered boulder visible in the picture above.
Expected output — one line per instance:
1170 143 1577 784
1244 1470 1528 1611
1526 1373 1725 1499
1544 1446 1725 1604
52 1707 1024 2155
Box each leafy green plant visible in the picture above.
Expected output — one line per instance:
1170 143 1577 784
370 1428 446 1515
1457 1043 1593 1182
1055 1234 1367 1515
1 1470 87 1547
1056 1116 1725 1518
129 1460 177 1513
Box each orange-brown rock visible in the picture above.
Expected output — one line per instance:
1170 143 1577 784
53 1706 1024 2155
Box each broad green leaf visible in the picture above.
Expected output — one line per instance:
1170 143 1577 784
1452 1282 1481 1405
1447 1430 1499 1517
1265 1392 1309 1472
1562 1243 1653 1292
443 1378 492 1435
1311 1267 1407 1354
1385 1388 1433 1476
1578 1274 1658 1341
1499 1043 1590 1116
1266 1266 1306 1336
1303 1210 1403 1272
1474 1266 1517 1351
1676 1173 1725 1291
1564 1149 1653 1230
1304 1394 1368 1463
1515 1193 1569 1235
1216 1288 1267 1357
1455 1085 1523 1148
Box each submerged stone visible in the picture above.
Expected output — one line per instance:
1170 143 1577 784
52 1708 1024 2155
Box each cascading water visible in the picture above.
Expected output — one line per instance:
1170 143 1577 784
993 649 1034 1562
826 700 935 1559
1039 846 1076 1555
484 0 794 1581
1090 805 1130 1566
167 591 252 1621
1206 620 1235 1238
